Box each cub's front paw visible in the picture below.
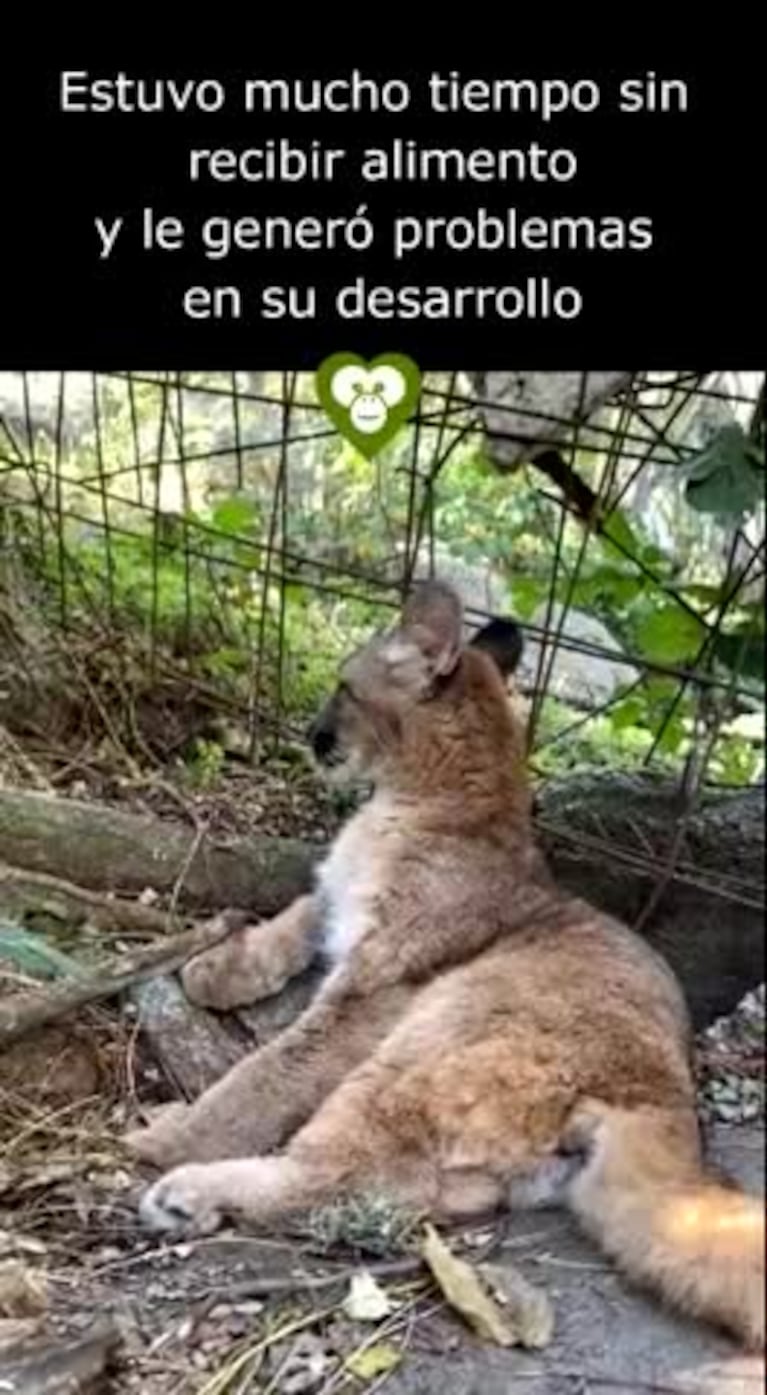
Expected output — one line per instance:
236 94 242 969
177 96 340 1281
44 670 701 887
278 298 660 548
139 1164 224 1235
123 1101 193 1169
181 926 290 1010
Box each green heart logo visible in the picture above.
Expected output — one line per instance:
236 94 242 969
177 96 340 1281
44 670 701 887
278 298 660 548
316 353 421 460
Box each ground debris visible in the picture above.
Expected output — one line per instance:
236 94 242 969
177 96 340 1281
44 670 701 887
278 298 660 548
697 984 765 1125
0 1321 118 1394
478 1260 554 1349
0 1259 48 1318
342 1269 394 1322
421 1223 523 1348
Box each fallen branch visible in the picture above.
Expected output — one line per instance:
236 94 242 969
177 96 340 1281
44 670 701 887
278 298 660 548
207 1252 427 1303
0 862 178 936
173 1228 505 1309
0 912 245 1047
0 788 314 913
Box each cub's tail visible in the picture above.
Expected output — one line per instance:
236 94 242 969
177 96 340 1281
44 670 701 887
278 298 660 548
564 1099 765 1351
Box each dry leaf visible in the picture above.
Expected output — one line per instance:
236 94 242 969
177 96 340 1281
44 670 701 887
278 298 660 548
479 1261 554 1349
342 1270 393 1322
0 1260 48 1318
0 1317 43 1352
421 1224 516 1347
344 1342 402 1380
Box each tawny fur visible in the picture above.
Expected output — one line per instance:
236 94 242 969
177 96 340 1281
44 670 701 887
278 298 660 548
127 581 764 1351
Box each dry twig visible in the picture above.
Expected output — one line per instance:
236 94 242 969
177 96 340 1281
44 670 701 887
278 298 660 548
0 913 240 1046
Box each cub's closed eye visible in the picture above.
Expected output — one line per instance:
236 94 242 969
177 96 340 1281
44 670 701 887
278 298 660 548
338 681 358 702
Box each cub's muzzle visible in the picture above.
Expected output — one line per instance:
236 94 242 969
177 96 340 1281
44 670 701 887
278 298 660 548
308 696 340 764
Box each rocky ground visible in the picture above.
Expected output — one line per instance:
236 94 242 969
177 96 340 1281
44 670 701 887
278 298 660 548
697 985 765 1126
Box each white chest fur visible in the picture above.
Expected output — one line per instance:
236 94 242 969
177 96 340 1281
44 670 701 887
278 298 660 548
316 795 397 967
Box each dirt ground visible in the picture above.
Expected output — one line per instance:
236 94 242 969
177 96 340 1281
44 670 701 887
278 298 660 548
0 742 763 1392
1 1125 763 1394
0 991 764 1395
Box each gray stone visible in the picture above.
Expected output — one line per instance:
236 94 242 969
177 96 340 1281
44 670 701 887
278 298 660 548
474 371 632 470
519 603 637 707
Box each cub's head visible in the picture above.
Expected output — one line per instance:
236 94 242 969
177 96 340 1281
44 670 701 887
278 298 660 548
308 580 524 787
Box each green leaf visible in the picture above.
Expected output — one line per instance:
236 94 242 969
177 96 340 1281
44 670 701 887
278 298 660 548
600 509 640 560
510 575 546 620
711 737 760 787
643 677 680 714
637 542 671 569
0 923 84 981
344 1344 402 1381
609 694 647 730
202 646 249 677
656 713 688 756
680 583 727 611
685 425 765 516
282 582 308 607
211 497 257 535
636 604 706 665
569 566 639 609
713 630 765 683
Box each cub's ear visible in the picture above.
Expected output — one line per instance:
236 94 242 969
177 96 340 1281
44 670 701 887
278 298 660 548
400 580 463 678
470 618 524 678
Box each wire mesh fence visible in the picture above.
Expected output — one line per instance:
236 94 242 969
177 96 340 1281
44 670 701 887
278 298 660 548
0 369 763 811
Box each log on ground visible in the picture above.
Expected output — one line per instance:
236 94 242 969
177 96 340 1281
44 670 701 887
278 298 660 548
0 779 762 1029
0 788 313 915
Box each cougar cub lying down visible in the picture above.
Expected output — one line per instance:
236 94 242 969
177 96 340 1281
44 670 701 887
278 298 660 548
127 581 764 1350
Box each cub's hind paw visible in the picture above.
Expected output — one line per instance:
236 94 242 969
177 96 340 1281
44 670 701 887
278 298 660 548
560 1098 612 1158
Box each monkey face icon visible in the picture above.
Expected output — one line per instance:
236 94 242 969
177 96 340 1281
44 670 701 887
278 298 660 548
330 365 407 435
316 353 421 459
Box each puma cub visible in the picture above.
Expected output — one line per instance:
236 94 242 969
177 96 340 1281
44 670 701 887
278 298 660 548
128 581 764 1350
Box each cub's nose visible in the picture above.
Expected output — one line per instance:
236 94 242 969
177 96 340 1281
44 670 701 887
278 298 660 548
308 711 337 763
